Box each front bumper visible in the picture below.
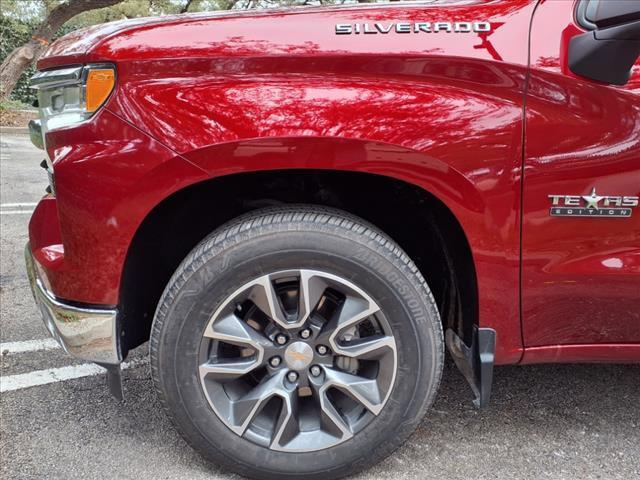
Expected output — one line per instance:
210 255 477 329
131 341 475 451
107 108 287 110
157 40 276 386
25 243 122 365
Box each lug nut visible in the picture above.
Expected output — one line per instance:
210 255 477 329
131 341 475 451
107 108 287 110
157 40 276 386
310 365 322 377
269 356 281 368
300 328 312 339
275 334 288 345
316 345 328 355
287 371 298 383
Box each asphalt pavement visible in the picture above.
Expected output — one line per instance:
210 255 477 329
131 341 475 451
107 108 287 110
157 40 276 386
1 133 639 480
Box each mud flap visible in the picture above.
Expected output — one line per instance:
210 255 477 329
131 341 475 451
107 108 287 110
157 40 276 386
105 364 124 401
445 327 496 408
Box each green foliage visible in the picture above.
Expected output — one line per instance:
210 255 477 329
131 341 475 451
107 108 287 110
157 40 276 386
0 0 46 22
0 98 30 112
0 16 39 104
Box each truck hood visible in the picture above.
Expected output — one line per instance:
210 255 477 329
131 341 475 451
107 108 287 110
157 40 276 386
37 0 517 69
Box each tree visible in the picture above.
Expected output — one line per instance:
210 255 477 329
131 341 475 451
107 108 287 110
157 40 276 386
0 0 125 100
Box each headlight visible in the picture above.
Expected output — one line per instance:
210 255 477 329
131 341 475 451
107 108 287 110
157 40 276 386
31 64 115 132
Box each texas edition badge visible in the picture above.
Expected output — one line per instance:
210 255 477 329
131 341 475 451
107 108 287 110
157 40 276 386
548 188 639 218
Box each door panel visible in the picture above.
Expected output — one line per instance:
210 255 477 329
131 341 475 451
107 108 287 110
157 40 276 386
522 0 640 346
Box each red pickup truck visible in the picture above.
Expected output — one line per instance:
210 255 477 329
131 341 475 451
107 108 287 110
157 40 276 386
25 0 639 478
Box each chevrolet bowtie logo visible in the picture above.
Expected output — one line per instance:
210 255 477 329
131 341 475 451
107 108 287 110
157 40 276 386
288 351 310 362
548 188 639 218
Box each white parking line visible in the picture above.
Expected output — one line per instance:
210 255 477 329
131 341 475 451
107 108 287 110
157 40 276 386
0 210 34 215
0 338 60 354
0 202 37 215
0 358 147 393
0 202 38 208
1 363 105 392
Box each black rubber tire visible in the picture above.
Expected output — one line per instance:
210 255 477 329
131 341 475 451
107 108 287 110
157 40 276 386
150 206 444 480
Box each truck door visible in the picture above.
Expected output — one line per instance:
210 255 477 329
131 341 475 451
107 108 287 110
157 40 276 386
522 0 640 353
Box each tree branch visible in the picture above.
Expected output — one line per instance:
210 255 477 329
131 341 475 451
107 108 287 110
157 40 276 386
34 0 125 40
180 0 195 14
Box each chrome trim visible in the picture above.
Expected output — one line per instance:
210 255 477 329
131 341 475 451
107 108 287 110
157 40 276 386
46 166 56 196
28 119 44 150
25 244 122 365
29 63 117 137
30 65 83 89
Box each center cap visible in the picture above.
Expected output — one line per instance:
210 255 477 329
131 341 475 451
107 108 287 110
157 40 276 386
284 342 314 370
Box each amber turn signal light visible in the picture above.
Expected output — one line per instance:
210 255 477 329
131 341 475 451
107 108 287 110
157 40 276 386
86 69 115 112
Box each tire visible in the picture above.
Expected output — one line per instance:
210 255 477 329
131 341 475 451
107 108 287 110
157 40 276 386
150 206 444 480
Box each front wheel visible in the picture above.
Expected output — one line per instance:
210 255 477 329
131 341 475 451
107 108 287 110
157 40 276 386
150 206 444 480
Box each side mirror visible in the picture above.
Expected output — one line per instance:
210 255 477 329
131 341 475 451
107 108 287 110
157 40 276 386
569 0 640 86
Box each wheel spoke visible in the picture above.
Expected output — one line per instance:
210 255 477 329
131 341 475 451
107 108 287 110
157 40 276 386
318 295 380 346
297 270 328 324
335 295 380 330
323 367 385 415
247 276 289 328
203 313 272 353
270 386 299 450
199 358 259 381
313 383 353 440
334 334 395 360
230 371 289 435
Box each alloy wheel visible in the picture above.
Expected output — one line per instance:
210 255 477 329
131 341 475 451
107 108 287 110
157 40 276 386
198 269 398 452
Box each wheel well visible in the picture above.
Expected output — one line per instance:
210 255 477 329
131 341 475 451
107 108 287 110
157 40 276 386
119 170 478 356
